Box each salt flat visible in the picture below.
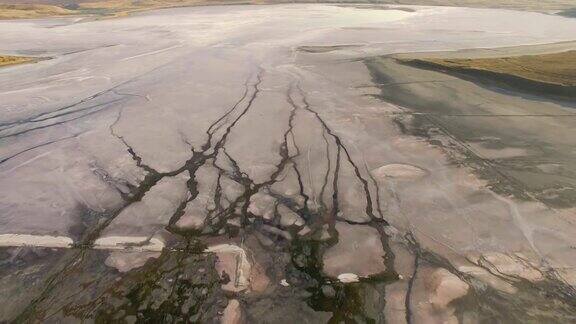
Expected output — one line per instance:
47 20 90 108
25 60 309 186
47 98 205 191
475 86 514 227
1 4 576 322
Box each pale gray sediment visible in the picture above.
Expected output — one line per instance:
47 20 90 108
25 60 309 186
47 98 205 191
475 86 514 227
1 4 576 323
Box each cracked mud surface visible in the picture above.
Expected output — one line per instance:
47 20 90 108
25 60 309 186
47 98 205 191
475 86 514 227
1 4 576 323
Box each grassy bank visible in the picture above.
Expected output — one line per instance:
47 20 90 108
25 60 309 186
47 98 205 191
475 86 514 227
398 51 576 100
0 0 261 19
0 4 74 19
0 55 35 67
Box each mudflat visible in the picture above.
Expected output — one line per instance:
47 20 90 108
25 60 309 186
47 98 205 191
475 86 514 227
1 3 576 323
1 0 576 19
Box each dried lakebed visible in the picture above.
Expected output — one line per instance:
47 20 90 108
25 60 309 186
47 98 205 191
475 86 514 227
1 4 576 323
